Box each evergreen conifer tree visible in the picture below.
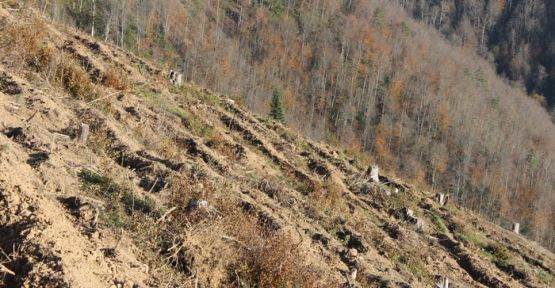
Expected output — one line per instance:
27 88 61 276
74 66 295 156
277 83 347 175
269 89 285 122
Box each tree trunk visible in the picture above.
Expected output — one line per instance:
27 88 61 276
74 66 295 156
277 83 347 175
104 12 112 42
90 0 96 37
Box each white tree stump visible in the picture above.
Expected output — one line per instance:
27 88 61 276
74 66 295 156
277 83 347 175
176 73 183 87
369 165 379 183
79 123 89 145
436 193 450 206
436 277 449 288
350 268 357 282
415 218 426 232
513 222 520 234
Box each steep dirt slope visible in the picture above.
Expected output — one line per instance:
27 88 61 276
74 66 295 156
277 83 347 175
0 6 553 288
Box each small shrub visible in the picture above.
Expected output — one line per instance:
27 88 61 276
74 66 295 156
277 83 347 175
234 232 322 288
485 244 511 268
102 66 129 91
536 268 551 282
57 59 97 101
78 169 121 195
184 116 213 139
311 181 345 215
122 193 159 216
102 209 128 229
456 230 486 248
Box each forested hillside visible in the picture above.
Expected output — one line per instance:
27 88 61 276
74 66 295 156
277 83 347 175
398 0 555 113
28 0 555 251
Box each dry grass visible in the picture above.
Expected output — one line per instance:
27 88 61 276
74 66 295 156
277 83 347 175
160 175 329 287
206 131 244 161
0 14 97 101
312 181 343 209
309 181 350 230
0 17 49 69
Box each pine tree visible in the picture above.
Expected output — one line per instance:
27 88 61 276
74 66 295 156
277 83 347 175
269 89 285 122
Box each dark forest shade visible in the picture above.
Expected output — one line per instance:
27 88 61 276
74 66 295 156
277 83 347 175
399 0 555 109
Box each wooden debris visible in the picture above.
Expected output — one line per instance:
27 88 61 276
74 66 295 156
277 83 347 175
156 207 177 224
52 132 71 140
0 263 15 276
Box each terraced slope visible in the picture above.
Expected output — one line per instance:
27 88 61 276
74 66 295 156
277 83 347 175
0 6 553 288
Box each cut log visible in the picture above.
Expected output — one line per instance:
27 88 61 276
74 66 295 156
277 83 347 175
79 123 90 144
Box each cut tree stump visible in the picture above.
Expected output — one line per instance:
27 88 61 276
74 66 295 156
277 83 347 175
436 193 450 206
435 277 449 288
368 165 379 183
79 123 89 144
513 222 520 234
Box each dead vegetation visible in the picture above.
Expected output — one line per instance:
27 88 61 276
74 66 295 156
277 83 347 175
232 231 323 288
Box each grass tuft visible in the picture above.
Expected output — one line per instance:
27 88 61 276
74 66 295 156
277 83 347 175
431 214 449 234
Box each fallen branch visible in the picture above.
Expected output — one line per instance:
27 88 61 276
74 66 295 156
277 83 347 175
0 263 15 276
85 92 118 106
51 132 71 140
156 207 177 224
147 178 159 194
26 110 38 122
222 235 251 250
